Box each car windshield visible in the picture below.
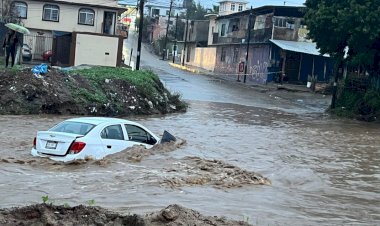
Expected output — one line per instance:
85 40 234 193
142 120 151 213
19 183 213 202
49 121 95 135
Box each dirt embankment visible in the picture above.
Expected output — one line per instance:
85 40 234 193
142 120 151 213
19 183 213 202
0 203 251 226
0 67 186 116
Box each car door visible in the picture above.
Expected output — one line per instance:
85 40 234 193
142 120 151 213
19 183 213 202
124 124 157 148
100 124 133 155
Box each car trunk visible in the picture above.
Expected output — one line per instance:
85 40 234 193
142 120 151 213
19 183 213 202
36 131 81 156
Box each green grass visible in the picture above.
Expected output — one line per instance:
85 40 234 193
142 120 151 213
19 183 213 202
70 67 164 100
72 87 107 103
334 88 380 120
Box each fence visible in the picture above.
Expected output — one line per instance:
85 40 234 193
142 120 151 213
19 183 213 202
23 34 54 61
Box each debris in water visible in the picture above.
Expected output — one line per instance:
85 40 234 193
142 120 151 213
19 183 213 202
162 157 271 188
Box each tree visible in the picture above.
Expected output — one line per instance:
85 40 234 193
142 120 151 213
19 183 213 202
184 0 207 20
1 0 18 21
305 0 380 75
305 0 380 109
211 5 219 13
168 19 185 41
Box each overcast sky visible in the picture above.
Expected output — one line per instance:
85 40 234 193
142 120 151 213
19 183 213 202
200 0 306 8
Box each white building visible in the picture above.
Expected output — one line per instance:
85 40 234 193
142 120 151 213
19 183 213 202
7 0 125 66
11 0 122 35
145 2 186 17
218 0 248 16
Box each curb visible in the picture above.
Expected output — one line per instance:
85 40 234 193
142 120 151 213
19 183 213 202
169 63 205 75
168 62 316 94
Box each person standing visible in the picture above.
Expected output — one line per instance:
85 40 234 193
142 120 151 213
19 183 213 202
3 30 19 68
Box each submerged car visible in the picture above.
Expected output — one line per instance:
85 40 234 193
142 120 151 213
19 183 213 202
31 117 173 162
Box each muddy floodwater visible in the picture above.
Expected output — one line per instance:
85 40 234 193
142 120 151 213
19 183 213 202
0 100 379 225
0 37 379 225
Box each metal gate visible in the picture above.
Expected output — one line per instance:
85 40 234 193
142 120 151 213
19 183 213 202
23 34 53 60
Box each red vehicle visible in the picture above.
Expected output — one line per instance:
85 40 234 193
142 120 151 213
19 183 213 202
42 50 53 62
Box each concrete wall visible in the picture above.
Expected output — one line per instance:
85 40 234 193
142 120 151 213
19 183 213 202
187 47 216 71
22 0 118 34
74 33 121 67
207 17 217 46
214 44 270 84
186 20 209 42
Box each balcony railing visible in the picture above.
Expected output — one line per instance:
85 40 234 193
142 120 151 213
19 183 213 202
212 28 273 45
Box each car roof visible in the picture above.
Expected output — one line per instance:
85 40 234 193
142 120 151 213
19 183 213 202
65 117 137 126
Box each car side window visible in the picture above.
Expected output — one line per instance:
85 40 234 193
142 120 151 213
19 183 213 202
125 124 156 145
100 125 124 140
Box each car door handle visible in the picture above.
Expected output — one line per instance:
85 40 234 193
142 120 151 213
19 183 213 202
107 145 112 149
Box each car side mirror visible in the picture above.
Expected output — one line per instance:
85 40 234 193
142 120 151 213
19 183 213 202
148 135 157 145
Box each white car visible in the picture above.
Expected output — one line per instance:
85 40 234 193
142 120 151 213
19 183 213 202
31 117 172 162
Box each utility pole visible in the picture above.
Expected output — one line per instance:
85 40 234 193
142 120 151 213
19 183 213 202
244 6 253 83
331 54 344 109
172 13 179 63
136 0 144 70
162 0 174 60
182 12 189 66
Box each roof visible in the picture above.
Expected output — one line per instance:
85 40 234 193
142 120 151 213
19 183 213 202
28 0 124 11
217 5 305 20
270 39 329 57
145 3 185 9
67 117 135 125
219 0 248 3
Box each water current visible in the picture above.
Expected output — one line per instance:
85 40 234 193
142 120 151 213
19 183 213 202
0 100 379 225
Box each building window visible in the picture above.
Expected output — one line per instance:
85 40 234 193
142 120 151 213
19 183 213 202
221 47 226 62
78 8 95 26
11 1 27 19
238 4 243 12
43 4 59 22
166 10 170 15
274 17 286 27
233 47 239 63
152 9 160 16
231 4 235 11
221 24 226 36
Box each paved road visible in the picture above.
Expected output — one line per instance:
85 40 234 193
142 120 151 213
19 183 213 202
123 31 330 114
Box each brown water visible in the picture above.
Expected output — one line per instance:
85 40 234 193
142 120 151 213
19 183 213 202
0 100 379 225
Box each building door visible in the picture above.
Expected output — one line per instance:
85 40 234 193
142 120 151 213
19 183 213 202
103 11 116 35
284 51 300 82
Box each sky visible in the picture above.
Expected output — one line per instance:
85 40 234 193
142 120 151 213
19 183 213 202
201 0 306 8
119 0 306 8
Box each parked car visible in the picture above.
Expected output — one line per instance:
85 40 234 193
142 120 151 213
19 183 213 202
22 44 32 61
42 50 53 62
31 117 174 162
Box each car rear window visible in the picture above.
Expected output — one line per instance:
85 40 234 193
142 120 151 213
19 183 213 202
49 121 95 135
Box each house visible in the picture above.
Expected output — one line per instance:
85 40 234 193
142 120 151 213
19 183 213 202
5 0 125 67
218 0 248 16
144 2 185 43
182 20 215 70
148 16 178 42
211 6 334 84
145 2 186 18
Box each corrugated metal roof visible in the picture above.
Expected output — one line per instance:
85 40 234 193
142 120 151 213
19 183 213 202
270 39 330 57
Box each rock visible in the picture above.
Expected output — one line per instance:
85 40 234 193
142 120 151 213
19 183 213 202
161 207 179 221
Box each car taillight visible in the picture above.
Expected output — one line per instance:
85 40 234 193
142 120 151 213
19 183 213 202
33 137 36 149
69 141 86 154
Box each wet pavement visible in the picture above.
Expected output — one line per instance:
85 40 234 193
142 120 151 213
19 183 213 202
0 32 379 226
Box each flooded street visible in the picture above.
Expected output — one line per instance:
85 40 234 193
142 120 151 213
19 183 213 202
0 37 379 226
